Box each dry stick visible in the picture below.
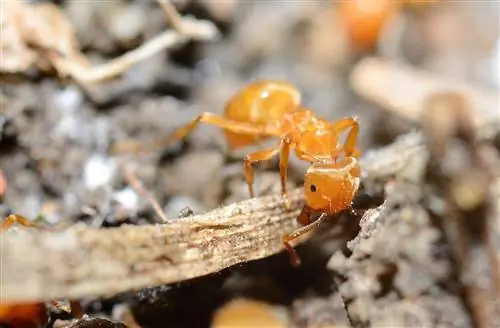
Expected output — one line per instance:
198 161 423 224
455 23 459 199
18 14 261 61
66 5 219 84
0 187 301 303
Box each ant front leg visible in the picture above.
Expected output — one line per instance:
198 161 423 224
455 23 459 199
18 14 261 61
244 147 281 198
331 117 360 158
1 214 38 232
283 212 328 267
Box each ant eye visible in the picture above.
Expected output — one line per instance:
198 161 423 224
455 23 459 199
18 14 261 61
310 184 317 192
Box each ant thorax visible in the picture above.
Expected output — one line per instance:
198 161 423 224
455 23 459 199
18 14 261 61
296 132 340 161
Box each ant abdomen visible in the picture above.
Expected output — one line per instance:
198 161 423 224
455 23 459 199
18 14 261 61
223 80 301 150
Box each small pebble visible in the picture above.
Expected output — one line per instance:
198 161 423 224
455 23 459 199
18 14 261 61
52 86 83 114
83 154 117 190
113 187 139 212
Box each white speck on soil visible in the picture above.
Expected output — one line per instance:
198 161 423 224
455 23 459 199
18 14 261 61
83 154 117 190
52 86 84 114
113 187 139 211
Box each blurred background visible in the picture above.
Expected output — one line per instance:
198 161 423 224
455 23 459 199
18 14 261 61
0 0 499 327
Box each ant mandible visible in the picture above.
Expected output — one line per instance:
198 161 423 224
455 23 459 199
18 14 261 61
112 80 362 267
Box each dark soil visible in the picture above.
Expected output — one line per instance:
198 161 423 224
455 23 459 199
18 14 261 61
1 1 498 328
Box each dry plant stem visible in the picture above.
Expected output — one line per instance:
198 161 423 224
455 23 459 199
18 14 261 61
70 17 218 84
156 0 185 32
0 133 432 303
69 30 188 83
350 57 500 131
121 163 169 222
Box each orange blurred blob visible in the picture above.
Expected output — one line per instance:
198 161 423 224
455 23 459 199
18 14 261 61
0 302 48 328
404 0 441 8
0 169 6 196
338 0 399 51
211 299 287 328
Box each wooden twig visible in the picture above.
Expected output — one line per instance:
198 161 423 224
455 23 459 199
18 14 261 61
69 15 219 84
0 188 302 303
350 57 500 131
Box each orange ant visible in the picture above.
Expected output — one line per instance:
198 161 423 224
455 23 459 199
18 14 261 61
1 213 41 232
0 302 48 328
0 213 64 232
112 80 362 267
0 300 83 328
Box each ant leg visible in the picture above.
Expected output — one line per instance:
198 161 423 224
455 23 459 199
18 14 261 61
279 135 293 210
1 214 37 232
295 149 317 163
283 212 328 267
244 147 281 198
331 117 360 158
112 112 277 154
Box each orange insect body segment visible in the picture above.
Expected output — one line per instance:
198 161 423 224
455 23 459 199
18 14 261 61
223 80 301 150
338 0 398 51
280 109 341 162
0 302 48 328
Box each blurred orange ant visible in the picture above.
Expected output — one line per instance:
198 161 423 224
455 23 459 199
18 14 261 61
112 80 362 266
0 300 84 328
1 213 42 232
0 302 49 328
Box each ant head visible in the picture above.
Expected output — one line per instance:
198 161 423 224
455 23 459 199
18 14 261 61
303 160 360 214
